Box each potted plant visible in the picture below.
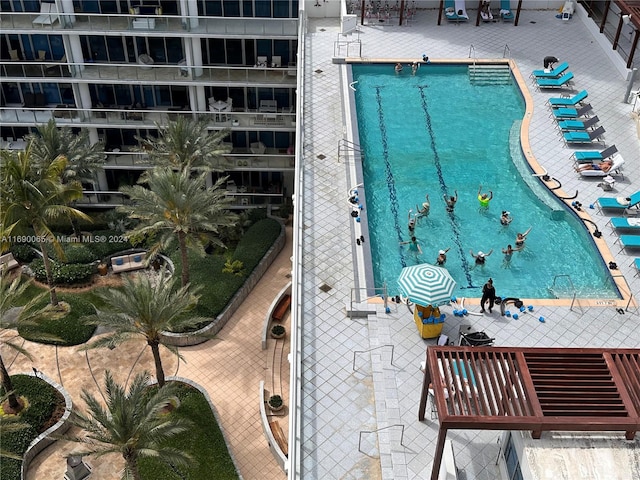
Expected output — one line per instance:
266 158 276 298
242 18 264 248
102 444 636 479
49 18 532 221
270 324 285 339
268 394 284 412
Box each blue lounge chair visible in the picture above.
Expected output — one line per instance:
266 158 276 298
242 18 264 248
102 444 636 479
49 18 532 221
632 258 640 277
551 104 593 120
500 0 514 21
531 61 570 79
558 115 599 132
445 0 469 22
610 217 640 232
597 190 640 212
536 72 574 89
572 144 617 162
563 125 605 145
548 89 588 107
617 235 640 251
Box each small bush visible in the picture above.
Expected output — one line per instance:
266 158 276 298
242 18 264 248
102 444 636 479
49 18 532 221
268 394 283 408
0 375 63 480
29 259 95 285
55 243 95 264
222 259 244 276
246 207 268 224
9 244 38 263
19 294 96 346
232 218 281 272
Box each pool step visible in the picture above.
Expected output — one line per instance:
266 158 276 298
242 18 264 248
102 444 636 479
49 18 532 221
468 64 512 85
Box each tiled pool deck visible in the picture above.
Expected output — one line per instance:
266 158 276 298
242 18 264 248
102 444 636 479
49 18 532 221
298 7 640 480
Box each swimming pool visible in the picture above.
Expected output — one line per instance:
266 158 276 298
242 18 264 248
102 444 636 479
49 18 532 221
352 64 619 300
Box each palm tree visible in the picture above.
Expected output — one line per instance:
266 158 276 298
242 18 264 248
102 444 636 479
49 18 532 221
137 116 231 172
118 168 237 287
84 274 206 387
66 370 193 480
27 119 105 185
26 120 105 237
0 273 51 413
1 143 90 306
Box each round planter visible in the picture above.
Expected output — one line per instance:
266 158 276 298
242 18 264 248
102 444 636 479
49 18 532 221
269 402 284 412
270 327 285 339
97 263 108 276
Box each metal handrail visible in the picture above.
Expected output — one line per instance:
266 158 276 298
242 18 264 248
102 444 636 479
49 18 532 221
352 345 394 371
358 424 405 453
349 285 388 312
609 273 638 313
503 44 511 59
550 274 577 310
338 138 363 163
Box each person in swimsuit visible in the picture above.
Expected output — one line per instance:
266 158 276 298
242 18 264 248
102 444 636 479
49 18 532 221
575 160 613 173
444 190 458 213
411 62 418 75
470 249 493 265
416 194 430 218
395 63 403 73
515 227 532 247
502 244 522 262
436 247 450 266
477 185 493 208
400 236 422 255
480 278 496 313
408 209 417 233
500 211 513 226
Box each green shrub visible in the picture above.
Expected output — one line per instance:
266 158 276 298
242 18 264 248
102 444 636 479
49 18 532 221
29 259 95 285
232 218 281 272
56 243 95 264
138 382 239 480
246 207 268 224
9 244 38 263
222 259 244 276
18 294 96 346
0 375 63 480
84 230 132 258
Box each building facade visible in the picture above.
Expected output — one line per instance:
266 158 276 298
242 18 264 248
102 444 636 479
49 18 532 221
1 0 299 209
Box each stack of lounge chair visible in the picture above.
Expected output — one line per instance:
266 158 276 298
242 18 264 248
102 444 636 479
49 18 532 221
444 0 469 22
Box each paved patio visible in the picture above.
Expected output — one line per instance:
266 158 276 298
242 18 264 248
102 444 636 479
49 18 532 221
297 6 640 480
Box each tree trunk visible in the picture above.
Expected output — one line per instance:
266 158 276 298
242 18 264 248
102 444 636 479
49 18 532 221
0 354 21 411
124 452 141 480
69 214 81 239
36 238 58 306
178 231 189 288
149 340 165 388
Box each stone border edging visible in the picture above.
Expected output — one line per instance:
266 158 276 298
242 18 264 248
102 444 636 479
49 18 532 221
259 380 288 472
165 376 245 480
20 372 73 480
160 220 286 347
262 282 292 350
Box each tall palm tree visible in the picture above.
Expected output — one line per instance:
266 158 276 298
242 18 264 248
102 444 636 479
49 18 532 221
84 274 206 387
119 168 237 287
0 144 90 306
66 370 193 480
137 116 231 172
0 273 51 413
27 120 105 237
27 119 105 185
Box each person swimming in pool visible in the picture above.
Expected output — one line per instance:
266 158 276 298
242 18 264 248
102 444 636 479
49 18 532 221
400 236 422 255
408 209 417 232
477 185 493 208
502 244 522 262
500 211 513 226
395 62 403 73
470 249 493 265
515 227 532 247
411 62 418 75
444 190 458 213
436 247 450 266
416 194 430 218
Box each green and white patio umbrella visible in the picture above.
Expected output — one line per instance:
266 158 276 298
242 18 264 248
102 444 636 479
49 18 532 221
397 263 456 307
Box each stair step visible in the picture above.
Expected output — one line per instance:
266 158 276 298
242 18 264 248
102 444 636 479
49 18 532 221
468 64 512 85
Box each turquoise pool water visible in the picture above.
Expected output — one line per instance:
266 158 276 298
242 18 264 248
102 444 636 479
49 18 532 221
352 64 619 299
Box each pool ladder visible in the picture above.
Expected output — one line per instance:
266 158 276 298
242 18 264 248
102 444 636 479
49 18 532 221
550 274 577 309
338 138 364 163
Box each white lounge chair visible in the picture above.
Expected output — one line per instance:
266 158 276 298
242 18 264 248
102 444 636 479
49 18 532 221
32 2 59 25
577 153 624 178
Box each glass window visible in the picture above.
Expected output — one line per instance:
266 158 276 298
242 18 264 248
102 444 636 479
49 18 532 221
148 38 167 63
244 39 255 66
242 0 252 17
100 1 118 13
273 0 289 18
106 37 126 62
254 0 270 17
202 0 222 15
223 0 240 17
166 38 183 63
256 39 271 58
41 83 61 104
226 39 243 65
504 434 524 480
154 86 171 106
114 85 132 106
1 82 21 104
205 38 226 64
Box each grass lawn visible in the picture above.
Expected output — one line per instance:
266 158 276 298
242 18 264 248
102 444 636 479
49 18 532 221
138 382 239 480
0 375 65 480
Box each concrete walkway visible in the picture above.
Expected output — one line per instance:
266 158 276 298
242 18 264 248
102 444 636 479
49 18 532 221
7 226 292 480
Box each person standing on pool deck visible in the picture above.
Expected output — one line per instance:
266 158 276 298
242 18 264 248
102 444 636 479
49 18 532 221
444 190 458 213
478 185 493 208
480 278 496 313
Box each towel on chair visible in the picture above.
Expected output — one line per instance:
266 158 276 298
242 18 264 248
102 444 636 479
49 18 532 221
617 197 631 206
628 218 640 227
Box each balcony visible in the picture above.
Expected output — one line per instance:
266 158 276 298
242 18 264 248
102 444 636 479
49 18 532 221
0 11 298 38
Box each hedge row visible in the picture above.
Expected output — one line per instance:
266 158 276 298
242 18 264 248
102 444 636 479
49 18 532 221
29 259 95 285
